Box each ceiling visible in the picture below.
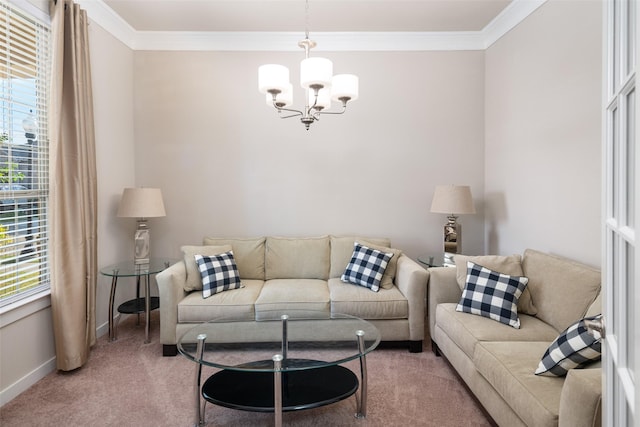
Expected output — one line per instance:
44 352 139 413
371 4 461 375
102 0 512 33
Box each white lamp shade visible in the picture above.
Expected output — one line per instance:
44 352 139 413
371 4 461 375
308 87 331 110
331 74 359 102
266 83 293 107
430 185 476 215
117 188 166 218
258 64 290 94
300 57 333 89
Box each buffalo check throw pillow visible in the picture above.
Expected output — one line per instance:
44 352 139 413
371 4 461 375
535 314 602 376
195 251 243 298
456 261 529 328
341 242 394 292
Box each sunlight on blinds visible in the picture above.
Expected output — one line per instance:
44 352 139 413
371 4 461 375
0 1 50 306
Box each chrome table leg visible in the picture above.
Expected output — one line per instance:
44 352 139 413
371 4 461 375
273 354 283 427
108 275 118 341
144 274 151 343
194 334 206 426
355 330 368 419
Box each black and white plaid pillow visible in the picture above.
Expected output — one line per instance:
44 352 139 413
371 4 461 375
341 243 394 292
456 261 528 328
195 251 243 298
535 314 602 376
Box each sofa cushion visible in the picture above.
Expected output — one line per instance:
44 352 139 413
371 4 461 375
181 244 232 292
455 254 537 315
535 315 602 376
474 341 566 427
177 279 264 323
329 236 397 289
456 262 529 328
265 236 330 280
254 279 330 316
522 249 601 332
328 278 408 319
202 237 266 280
195 252 243 298
436 303 559 359
341 242 395 292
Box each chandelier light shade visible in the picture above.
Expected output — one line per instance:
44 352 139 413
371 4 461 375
430 185 476 264
117 187 166 265
300 57 333 89
258 0 358 130
258 64 290 94
331 74 359 102
308 87 331 110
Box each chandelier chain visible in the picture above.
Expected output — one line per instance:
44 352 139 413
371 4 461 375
305 0 310 39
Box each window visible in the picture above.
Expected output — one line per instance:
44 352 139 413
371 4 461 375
0 1 50 307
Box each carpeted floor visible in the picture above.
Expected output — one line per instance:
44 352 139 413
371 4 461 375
0 312 492 426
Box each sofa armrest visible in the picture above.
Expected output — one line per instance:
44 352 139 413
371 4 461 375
559 368 602 427
395 255 429 344
428 267 461 340
156 261 188 346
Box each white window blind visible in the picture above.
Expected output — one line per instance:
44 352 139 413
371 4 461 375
0 1 50 306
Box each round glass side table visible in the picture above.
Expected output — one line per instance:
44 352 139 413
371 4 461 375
100 258 177 343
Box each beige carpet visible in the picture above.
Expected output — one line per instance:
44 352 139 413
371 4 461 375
0 313 492 426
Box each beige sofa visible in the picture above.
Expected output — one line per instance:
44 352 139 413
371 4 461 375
428 249 602 427
157 235 429 356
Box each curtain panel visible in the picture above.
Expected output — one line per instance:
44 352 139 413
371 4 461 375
48 0 97 371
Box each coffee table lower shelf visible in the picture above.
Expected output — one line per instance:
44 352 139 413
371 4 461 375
202 359 359 413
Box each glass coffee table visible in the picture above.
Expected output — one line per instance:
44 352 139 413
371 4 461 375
178 310 380 427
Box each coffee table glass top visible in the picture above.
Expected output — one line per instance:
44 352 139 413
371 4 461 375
177 310 380 372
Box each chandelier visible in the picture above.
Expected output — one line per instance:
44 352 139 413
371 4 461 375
258 0 359 131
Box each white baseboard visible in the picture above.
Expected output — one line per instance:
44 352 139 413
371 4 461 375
0 318 114 407
0 356 56 407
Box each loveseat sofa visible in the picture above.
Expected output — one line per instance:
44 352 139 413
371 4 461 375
428 249 602 427
157 235 429 356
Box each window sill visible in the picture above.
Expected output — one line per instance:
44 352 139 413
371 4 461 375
0 290 51 328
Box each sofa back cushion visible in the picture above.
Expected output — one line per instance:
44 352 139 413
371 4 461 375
584 292 602 318
202 237 266 280
181 244 232 292
522 249 601 332
265 236 330 280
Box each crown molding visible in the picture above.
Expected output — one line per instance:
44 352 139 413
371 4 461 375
76 0 137 48
482 0 547 48
132 31 487 52
78 0 547 52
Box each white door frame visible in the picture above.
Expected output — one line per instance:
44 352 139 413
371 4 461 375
602 1 638 426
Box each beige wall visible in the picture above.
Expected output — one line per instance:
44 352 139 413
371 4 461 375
92 23 137 328
484 0 602 266
134 50 486 260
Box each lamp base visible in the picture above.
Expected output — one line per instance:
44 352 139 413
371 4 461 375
134 220 150 265
443 215 461 266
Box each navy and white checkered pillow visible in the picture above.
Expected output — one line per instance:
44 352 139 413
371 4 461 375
535 314 602 376
456 261 529 328
341 243 394 292
195 251 243 298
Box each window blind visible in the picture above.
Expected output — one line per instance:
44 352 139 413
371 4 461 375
0 1 50 306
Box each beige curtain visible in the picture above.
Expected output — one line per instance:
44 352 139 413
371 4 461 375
48 0 97 371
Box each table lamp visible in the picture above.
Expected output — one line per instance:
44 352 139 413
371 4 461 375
430 185 475 265
117 188 166 265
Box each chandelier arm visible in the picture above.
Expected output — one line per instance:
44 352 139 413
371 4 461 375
274 106 304 119
316 104 348 116
305 87 320 116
